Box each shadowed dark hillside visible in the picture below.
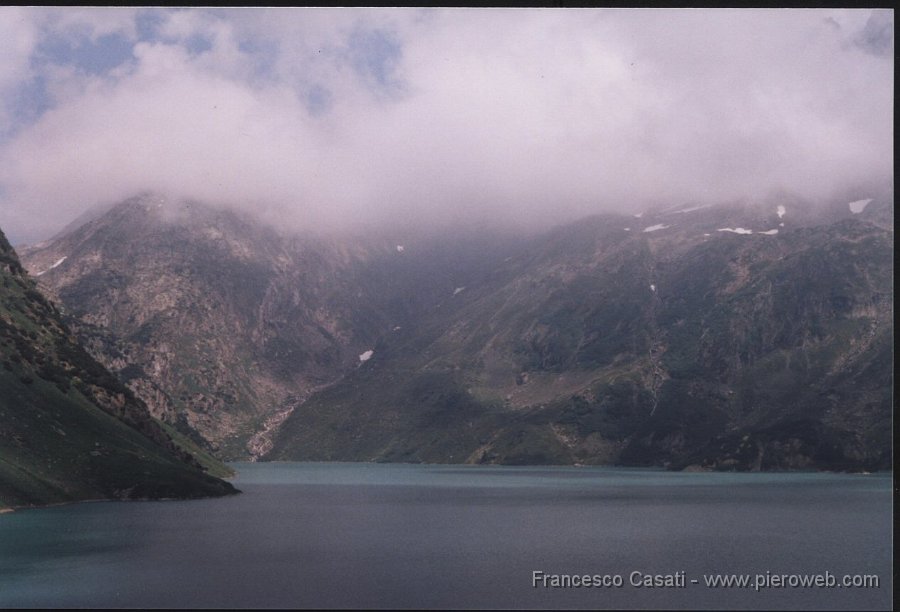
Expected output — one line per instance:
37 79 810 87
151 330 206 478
1 227 237 509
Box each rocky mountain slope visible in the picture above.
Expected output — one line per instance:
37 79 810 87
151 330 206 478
1 227 238 510
22 192 893 470
265 196 892 470
21 194 521 458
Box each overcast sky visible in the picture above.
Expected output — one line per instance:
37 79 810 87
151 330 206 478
0 8 893 244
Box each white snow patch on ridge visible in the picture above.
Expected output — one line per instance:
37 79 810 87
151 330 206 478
759 229 779 235
643 224 669 233
650 284 656 292
453 287 466 296
396 245 405 252
35 256 67 276
359 350 374 362
670 204 711 214
776 205 786 219
717 227 753 235
848 199 872 214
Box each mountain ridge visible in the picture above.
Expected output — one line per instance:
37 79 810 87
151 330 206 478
21 192 893 471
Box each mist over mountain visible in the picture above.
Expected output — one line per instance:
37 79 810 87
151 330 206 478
21 191 893 471
0 8 893 245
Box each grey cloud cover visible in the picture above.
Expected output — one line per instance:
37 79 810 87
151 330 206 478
0 7 893 243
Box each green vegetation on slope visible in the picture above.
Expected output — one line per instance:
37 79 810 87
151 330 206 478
268 213 893 472
1 227 238 509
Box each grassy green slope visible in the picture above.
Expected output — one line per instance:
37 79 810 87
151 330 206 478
1 228 237 509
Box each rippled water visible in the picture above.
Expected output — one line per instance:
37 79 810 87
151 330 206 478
0 463 891 609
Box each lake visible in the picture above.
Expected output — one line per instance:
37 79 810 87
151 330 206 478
0 463 891 610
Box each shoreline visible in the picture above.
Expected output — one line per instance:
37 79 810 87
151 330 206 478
0 488 242 515
237 459 892 474
5 464 887 514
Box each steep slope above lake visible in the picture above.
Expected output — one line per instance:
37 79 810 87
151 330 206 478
1 227 238 509
22 194 893 470
267 202 893 471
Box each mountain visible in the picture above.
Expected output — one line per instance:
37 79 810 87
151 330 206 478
265 197 893 470
21 195 417 457
22 193 893 471
1 227 238 510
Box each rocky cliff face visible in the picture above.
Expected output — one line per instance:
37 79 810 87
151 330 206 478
0 226 238 509
22 195 415 457
23 193 893 470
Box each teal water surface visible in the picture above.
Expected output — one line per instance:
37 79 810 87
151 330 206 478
0 463 892 610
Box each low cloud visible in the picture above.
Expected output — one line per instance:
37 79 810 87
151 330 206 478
0 8 893 243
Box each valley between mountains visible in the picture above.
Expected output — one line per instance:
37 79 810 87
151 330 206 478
12 191 891 478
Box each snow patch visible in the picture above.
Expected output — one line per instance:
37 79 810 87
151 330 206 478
671 204 711 214
392 326 402 332
642 224 669 233
649 284 656 292
453 286 466 296
634 212 643 218
623 227 631 231
35 256 67 276
848 198 872 214
396 245 405 252
703 233 711 237
359 350 374 362
717 227 753 235
759 229 779 235
779 222 784 227
776 205 786 219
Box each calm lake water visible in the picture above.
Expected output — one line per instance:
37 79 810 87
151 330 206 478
0 463 892 610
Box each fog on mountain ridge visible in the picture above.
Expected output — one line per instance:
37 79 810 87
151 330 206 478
21 178 893 252
0 8 892 245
